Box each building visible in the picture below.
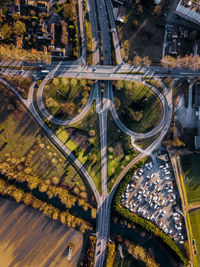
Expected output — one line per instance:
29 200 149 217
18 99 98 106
116 6 126 23
175 0 200 26
26 0 54 15
195 136 200 149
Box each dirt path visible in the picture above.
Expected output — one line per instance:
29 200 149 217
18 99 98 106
0 197 83 267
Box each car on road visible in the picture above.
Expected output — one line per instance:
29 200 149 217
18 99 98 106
40 69 49 74
92 68 96 72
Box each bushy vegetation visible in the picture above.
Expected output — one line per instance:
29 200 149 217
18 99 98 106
56 103 102 193
44 78 93 119
80 235 97 266
2 75 33 98
162 55 200 70
113 165 188 266
133 55 151 66
125 240 159 267
0 44 51 63
113 80 162 133
107 112 138 191
0 159 96 215
105 242 116 267
0 176 92 233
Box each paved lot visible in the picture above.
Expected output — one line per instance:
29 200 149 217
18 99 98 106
121 155 185 245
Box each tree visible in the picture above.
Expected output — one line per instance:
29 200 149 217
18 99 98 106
63 3 76 20
133 55 142 66
132 20 139 29
46 97 59 110
130 110 143 122
13 20 26 36
0 23 12 39
61 21 68 46
61 102 75 115
116 80 124 90
142 56 151 67
91 208 96 219
123 40 130 58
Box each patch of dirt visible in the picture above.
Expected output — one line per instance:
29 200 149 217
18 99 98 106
0 197 83 267
114 142 124 160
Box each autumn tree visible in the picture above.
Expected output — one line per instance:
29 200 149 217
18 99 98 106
133 55 142 66
13 20 26 36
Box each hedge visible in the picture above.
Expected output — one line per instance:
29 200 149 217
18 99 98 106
105 242 116 267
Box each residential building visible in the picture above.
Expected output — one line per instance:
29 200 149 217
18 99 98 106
26 0 54 15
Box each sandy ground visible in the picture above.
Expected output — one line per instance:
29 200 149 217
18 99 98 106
0 197 83 267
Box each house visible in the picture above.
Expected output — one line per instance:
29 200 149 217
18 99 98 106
51 47 66 57
26 0 54 15
175 0 200 26
116 6 126 23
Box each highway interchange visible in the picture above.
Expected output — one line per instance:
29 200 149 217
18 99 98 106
0 0 200 266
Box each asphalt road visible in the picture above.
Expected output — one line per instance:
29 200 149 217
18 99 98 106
105 0 122 64
96 0 112 65
87 0 100 65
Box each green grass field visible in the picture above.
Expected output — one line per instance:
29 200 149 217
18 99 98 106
135 132 160 150
0 84 84 188
56 103 101 193
142 78 163 93
189 209 200 267
113 80 163 133
107 112 138 192
2 75 33 99
181 154 200 203
118 1 164 62
43 77 92 119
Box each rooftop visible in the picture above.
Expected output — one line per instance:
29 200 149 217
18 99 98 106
176 0 200 25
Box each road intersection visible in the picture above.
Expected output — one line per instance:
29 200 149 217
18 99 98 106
0 1 197 265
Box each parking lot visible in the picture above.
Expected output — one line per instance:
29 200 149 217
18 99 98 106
121 154 185 245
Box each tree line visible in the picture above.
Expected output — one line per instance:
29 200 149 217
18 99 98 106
0 177 92 233
0 159 97 219
162 54 200 70
105 242 116 267
0 44 51 63
79 235 97 266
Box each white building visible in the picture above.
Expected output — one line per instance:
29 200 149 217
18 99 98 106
175 0 200 26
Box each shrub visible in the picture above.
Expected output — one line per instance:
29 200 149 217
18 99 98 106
105 242 116 267
132 19 139 29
